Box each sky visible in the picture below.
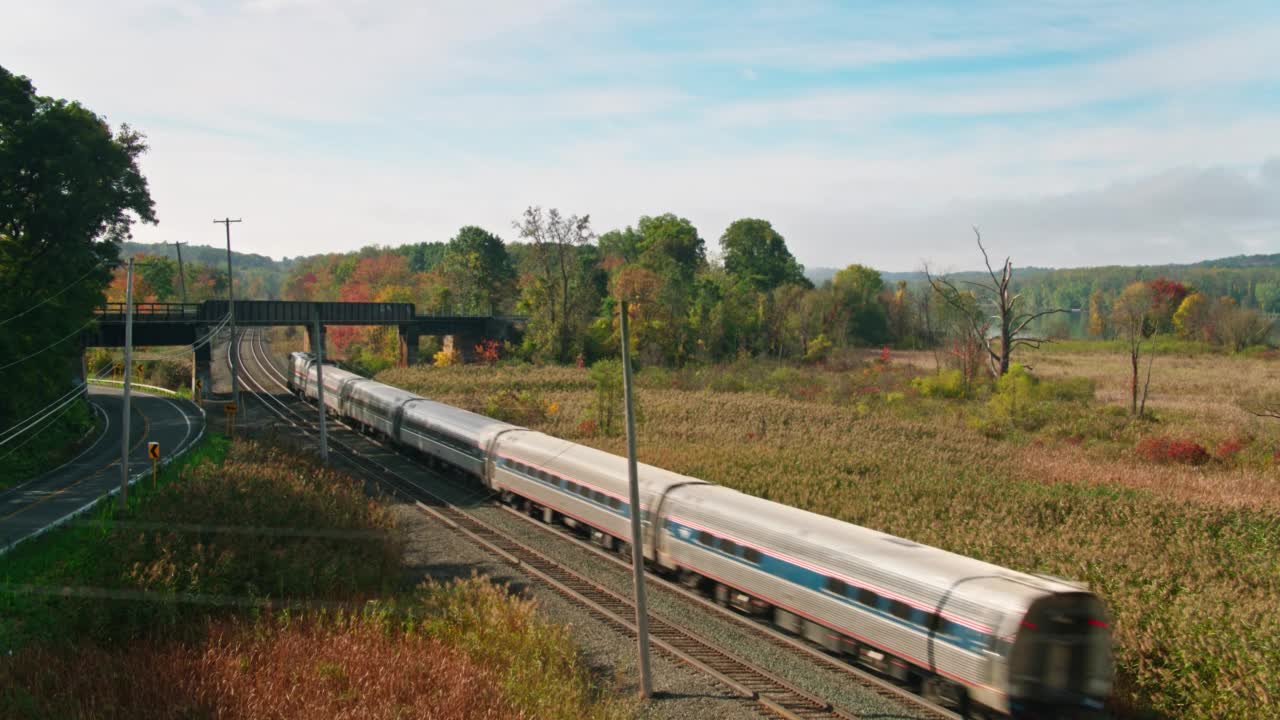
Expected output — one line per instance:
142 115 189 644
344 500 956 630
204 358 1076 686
4 0 1280 272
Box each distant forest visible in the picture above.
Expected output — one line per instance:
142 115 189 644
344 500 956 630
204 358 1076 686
115 225 1279 373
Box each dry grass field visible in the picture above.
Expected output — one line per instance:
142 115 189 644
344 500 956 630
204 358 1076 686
1 437 626 720
380 348 1280 720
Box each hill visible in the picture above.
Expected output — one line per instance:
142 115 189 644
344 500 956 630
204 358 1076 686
119 241 294 273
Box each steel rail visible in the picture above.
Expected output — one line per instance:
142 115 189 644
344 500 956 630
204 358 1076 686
233 330 868 720
245 330 963 719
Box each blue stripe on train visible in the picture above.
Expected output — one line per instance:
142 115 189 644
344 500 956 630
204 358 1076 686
497 458 990 654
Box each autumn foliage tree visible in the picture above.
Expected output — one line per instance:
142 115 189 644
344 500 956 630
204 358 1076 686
1112 282 1156 415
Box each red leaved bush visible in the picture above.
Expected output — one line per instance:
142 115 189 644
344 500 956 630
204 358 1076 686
0 615 517 720
1136 436 1211 465
1214 437 1248 461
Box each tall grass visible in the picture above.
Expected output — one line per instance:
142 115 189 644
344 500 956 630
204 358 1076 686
1 435 403 647
381 356 1280 719
0 435 628 720
0 578 629 720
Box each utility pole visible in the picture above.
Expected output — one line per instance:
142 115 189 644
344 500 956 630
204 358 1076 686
173 241 188 303
213 218 241 406
312 307 329 465
619 299 653 698
119 258 135 511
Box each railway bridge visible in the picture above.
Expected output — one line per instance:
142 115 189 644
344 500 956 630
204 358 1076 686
84 300 524 392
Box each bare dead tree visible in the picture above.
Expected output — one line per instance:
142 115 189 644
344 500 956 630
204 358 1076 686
925 228 1068 377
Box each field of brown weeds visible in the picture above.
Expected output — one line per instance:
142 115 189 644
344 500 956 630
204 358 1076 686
379 351 1280 720
0 436 626 720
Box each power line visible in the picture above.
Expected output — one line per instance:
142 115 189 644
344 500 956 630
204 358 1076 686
0 317 98 372
130 312 231 360
0 398 84 461
0 390 84 454
0 259 107 328
0 383 86 443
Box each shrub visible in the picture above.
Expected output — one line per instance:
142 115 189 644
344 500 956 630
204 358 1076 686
1214 437 1248 461
433 347 462 367
803 333 833 363
1038 375 1096 402
911 369 969 398
1136 436 1211 465
483 389 550 425
473 339 501 364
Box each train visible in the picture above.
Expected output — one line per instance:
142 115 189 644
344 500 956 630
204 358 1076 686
288 352 1113 719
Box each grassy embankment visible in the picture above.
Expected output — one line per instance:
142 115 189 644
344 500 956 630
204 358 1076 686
380 348 1280 720
0 433 627 720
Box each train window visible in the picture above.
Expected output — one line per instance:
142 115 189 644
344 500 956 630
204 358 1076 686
922 612 941 633
742 547 762 564
592 490 605 503
890 600 912 621
608 496 622 510
719 539 738 555
698 531 714 546
856 588 877 607
566 482 578 494
578 485 591 498
824 577 847 595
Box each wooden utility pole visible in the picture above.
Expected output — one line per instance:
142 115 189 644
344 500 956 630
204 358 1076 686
619 300 653 698
119 258 135 510
173 241 188 303
213 219 241 406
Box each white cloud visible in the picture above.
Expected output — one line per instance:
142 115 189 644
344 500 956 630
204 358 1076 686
3 1 1277 273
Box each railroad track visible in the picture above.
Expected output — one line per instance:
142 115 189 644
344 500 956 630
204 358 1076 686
232 329 957 720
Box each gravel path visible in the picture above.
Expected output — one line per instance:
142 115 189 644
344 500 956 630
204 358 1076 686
390 502 766 720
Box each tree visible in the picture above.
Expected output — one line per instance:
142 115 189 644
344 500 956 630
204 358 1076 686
831 263 890 345
134 254 177 302
719 218 809 292
440 225 515 314
925 228 1066 377
0 65 155 428
584 358 624 436
513 206 596 362
1112 282 1155 415
402 241 448 273
1213 299 1273 352
1146 277 1190 332
1172 292 1211 341
1087 290 1108 338
1255 281 1280 313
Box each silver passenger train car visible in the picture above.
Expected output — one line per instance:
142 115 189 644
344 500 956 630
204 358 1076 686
287 352 1112 719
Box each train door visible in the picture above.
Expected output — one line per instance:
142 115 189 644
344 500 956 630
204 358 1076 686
1007 593 1112 717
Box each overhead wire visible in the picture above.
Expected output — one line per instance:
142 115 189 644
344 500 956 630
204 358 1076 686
0 383 88 442
0 259 108 328
0 393 88 461
0 317 99 372
0 384 87 446
130 312 231 360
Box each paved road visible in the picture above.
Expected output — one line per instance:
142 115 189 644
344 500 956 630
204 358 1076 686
0 384 204 553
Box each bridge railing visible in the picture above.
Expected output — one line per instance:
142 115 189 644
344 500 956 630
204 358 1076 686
95 303 202 320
